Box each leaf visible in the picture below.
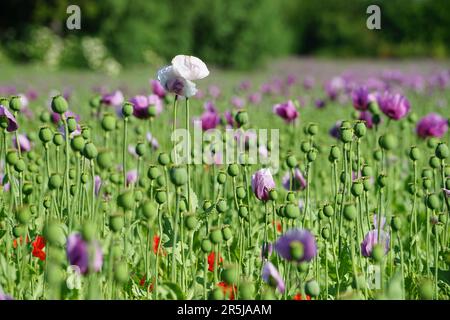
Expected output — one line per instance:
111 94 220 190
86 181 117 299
162 282 185 300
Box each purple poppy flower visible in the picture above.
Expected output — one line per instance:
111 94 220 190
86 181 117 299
352 87 369 111
238 80 251 91
324 77 344 100
282 168 307 191
273 100 298 123
194 89 205 99
200 110 221 131
315 99 326 109
126 169 138 187
359 111 374 129
12 134 32 152
303 76 315 90
0 105 18 132
251 169 275 201
146 132 159 150
94 175 102 197
208 85 221 99
275 229 317 262
262 262 285 293
378 92 410 120
0 292 13 300
286 74 297 86
130 95 149 119
101 90 124 107
224 110 235 127
443 188 450 197
261 242 273 260
203 101 217 113
27 89 39 101
150 79 166 99
248 92 262 105
231 96 245 109
329 121 342 139
416 113 448 139
258 145 269 160
361 229 390 258
66 233 103 274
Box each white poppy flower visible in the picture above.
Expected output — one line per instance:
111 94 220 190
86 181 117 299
157 55 209 98
171 55 209 81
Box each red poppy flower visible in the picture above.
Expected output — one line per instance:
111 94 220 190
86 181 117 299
207 251 223 272
272 220 282 233
31 235 46 261
293 293 311 300
217 281 236 300
139 275 154 292
152 235 166 256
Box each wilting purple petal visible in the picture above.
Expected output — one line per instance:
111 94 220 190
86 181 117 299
12 134 32 152
282 169 307 191
262 262 285 293
0 105 18 132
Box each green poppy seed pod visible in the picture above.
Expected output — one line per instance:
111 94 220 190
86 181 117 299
373 149 382 162
217 171 227 184
427 137 439 149
339 171 346 184
155 190 166 204
81 126 90 140
39 127 53 144
445 166 450 176
235 110 249 126
147 165 160 180
407 112 417 123
409 146 421 161
141 201 157 220
148 105 157 118
43 196 51 209
39 111 50 123
435 142 449 159
321 227 330 240
81 221 96 242
216 199 227 213
135 143 146 157
0 97 9 108
429 156 440 169
406 183 415 195
329 145 341 162
97 150 113 170
377 174 387 188
101 114 116 132
378 134 397 151
222 264 238 284
16 206 31 225
23 182 33 196
71 135 85 152
307 149 317 162
48 173 63 190
185 215 198 231
169 167 187 186
285 203 300 219
323 204 334 217
238 206 248 218
117 190 134 211
121 102 133 118
13 225 26 237
426 193 440 210
301 141 311 153
363 177 372 191
89 95 101 109
158 152 170 166
340 127 353 143
371 244 384 263
51 132 63 147
209 288 224 300
44 222 65 246
201 239 213 253
9 96 22 112
51 95 69 114
341 120 352 129
391 216 403 232
351 181 364 197
203 200 213 211
6 150 18 166
67 117 77 133
83 142 98 160
210 229 223 244
343 204 357 221
70 184 76 196
81 173 89 184
286 155 297 168
307 123 319 136
114 263 128 284
222 227 232 241
236 186 246 200
238 282 255 300
422 169 433 179
178 198 187 212
354 121 366 138
276 205 285 218
14 158 26 173
27 151 37 161
109 214 124 233
286 191 296 203
422 177 432 190
154 175 164 188
305 280 320 297
361 165 372 177
269 189 278 201
227 164 239 177
47 263 64 285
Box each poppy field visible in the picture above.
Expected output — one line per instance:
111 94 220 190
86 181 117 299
0 56 449 300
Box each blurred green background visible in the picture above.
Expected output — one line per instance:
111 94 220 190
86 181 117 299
1 0 449 74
